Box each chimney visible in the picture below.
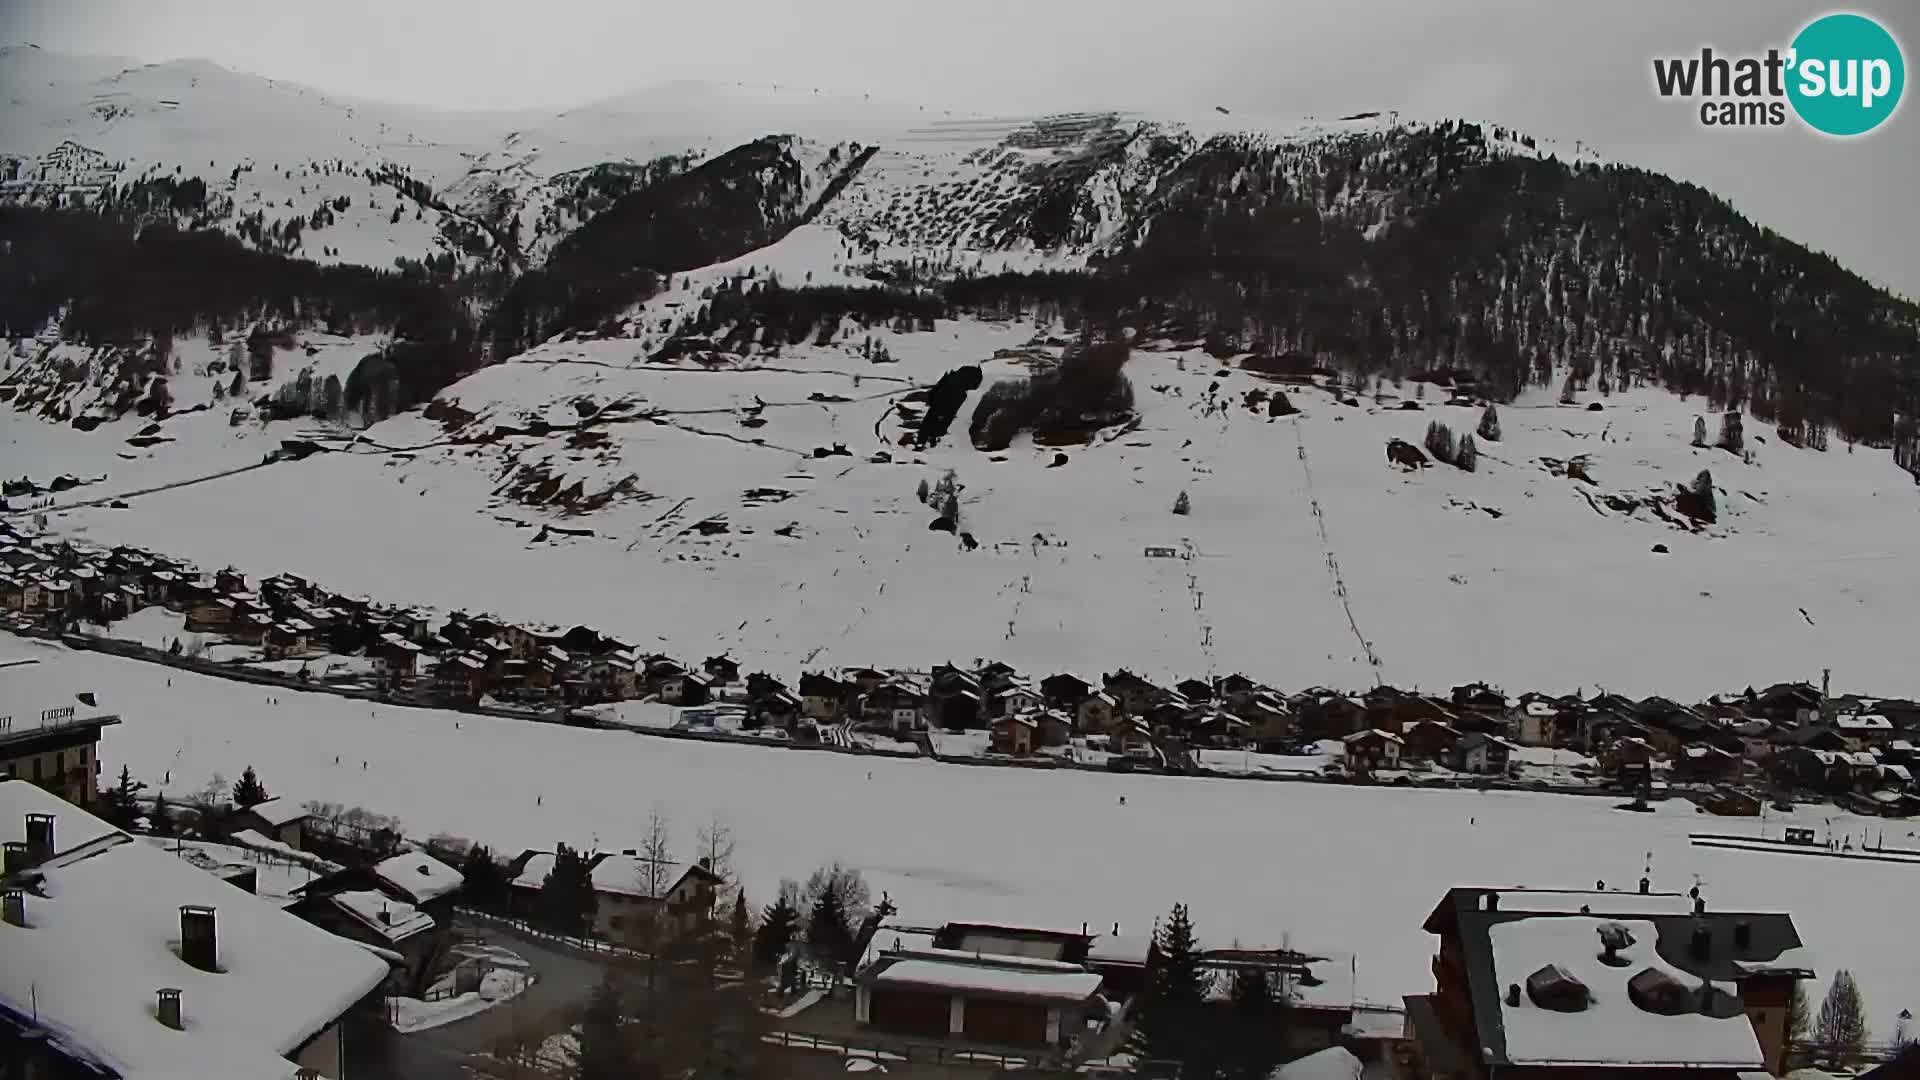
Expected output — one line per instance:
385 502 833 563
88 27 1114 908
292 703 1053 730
1639 877 1651 895
2 841 27 876
1486 892 1500 911
24 814 54 865
1732 920 1752 950
1506 983 1522 1007
1112 923 1120 936
1689 924 1712 961
1693 894 1707 916
180 906 218 971
2 888 23 927
156 988 183 1030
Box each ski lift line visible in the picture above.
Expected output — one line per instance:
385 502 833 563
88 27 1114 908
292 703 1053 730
1290 419 1386 685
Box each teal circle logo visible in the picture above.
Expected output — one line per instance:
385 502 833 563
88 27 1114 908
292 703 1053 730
1787 12 1905 136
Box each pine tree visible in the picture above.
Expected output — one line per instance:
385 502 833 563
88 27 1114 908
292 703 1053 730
1456 434 1478 472
729 888 752 956
1226 968 1283 1080
1424 420 1457 465
149 793 175 837
1682 468 1718 524
1476 402 1501 441
575 975 630 1080
1172 490 1191 516
807 884 853 974
100 765 146 828
753 891 799 970
1787 981 1811 1055
231 765 268 808
1812 969 1869 1063
459 844 508 912
1134 903 1214 1077
915 477 930 504
1692 415 1709 447
537 843 595 937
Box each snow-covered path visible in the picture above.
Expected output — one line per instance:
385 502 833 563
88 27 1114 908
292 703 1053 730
22 640 1917 1035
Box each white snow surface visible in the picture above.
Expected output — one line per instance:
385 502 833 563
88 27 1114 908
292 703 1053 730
1487 916 1762 1067
24 641 1918 1037
0 778 388 1080
330 888 435 942
15 320 1919 699
1269 1047 1363 1080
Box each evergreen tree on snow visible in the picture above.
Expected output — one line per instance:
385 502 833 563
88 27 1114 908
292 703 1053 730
1133 903 1214 1078
1424 420 1458 465
537 843 595 936
1476 402 1501 442
1456 433 1478 472
1718 411 1745 454
1172 490 1191 515
575 975 629 1080
1812 969 1869 1062
915 477 930 504
231 765 269 808
753 889 800 969
149 793 175 837
100 765 146 828
1692 415 1709 447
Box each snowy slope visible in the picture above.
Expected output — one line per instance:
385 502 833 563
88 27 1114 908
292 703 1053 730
15 318 1918 699
21 641 1916 1036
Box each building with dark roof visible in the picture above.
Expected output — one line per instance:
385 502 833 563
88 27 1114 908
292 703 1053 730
1404 886 1811 1079
0 656 122 808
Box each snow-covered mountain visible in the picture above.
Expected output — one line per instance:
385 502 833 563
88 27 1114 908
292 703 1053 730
4 49 1917 698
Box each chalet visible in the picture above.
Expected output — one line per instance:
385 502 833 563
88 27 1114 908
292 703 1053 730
845 667 891 693
1244 696 1295 750
1102 670 1162 716
1113 718 1157 760
1076 692 1120 733
1343 729 1403 776
0 781 392 1079
231 798 310 850
1454 731 1517 776
658 669 713 706
1040 673 1093 708
1216 673 1261 709
1402 720 1462 763
230 611 273 646
1035 710 1074 748
930 664 983 698
1404 886 1812 1077
855 948 1106 1047
1450 682 1510 716
187 595 238 630
1143 699 1194 737
1176 677 1215 704
0 657 123 807
1749 682 1823 726
371 633 423 678
1702 787 1762 817
288 881 441 994
799 672 851 721
1299 694 1369 741
702 655 741 685
936 689 984 730
1195 710 1250 747
976 661 1019 694
861 681 927 732
433 654 488 704
990 712 1038 756
262 622 309 661
584 852 721 940
745 672 790 702
1516 699 1567 747
1834 713 1896 750
1674 744 1742 784
987 684 1041 721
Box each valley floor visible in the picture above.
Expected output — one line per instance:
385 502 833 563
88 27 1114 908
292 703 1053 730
14 639 1917 1038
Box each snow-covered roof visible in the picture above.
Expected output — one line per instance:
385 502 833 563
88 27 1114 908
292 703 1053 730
1525 702 1559 717
329 889 435 943
1487 916 1763 1067
588 853 709 899
0 656 121 742
1086 934 1153 965
1836 714 1892 731
0 780 388 1080
871 954 1103 1002
1268 1046 1362 1080
503 850 553 893
373 851 463 905
240 797 308 828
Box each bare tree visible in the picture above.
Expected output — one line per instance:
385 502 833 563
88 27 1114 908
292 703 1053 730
696 813 736 888
639 808 674 900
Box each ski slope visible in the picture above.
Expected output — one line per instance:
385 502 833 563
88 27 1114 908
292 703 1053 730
12 315 1919 699
18 641 1916 1034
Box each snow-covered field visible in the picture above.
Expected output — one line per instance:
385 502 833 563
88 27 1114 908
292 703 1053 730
20 641 1916 1033
14 314 1918 699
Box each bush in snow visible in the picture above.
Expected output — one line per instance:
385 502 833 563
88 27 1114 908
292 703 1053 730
1676 468 1717 524
1476 403 1501 442
1456 434 1478 472
1424 420 1457 465
1173 490 1191 515
1693 416 1708 447
1718 411 1744 454
915 477 930 504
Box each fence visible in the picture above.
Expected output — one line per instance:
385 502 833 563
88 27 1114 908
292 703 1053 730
760 1029 1056 1071
454 906 652 959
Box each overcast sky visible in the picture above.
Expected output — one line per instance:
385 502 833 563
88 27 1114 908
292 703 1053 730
5 0 1916 296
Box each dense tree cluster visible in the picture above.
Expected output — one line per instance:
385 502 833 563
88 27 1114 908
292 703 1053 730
969 339 1137 450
